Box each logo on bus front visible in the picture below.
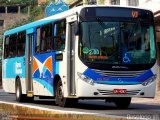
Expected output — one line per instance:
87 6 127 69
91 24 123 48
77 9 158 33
132 11 138 18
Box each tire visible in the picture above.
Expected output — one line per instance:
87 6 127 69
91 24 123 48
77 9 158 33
114 97 131 109
55 80 78 107
15 78 26 102
15 78 33 102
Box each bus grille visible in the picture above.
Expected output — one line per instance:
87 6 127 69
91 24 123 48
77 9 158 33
92 69 146 78
97 89 141 95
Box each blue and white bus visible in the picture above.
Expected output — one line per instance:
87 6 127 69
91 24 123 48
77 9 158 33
2 5 157 108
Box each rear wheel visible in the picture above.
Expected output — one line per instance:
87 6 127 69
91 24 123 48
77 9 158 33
55 80 78 107
114 97 131 109
15 78 33 102
15 78 26 102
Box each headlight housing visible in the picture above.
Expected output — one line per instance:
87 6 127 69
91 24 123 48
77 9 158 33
77 72 95 85
142 74 157 86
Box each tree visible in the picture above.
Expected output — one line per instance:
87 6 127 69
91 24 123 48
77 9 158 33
0 0 37 6
8 3 46 29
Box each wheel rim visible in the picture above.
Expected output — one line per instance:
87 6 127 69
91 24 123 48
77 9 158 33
58 85 64 101
56 81 65 104
16 83 20 99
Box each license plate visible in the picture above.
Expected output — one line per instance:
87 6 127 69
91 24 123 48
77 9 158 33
113 89 127 94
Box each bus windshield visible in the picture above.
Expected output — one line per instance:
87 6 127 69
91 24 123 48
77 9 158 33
79 21 156 65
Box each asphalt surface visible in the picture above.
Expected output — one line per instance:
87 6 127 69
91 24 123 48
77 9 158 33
0 89 160 119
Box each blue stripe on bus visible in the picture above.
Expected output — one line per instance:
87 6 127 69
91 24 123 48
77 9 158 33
83 68 154 85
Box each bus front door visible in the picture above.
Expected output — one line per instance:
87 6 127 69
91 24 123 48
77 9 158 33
67 22 76 96
26 33 34 97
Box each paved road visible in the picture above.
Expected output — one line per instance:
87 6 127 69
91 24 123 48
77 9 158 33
0 89 160 119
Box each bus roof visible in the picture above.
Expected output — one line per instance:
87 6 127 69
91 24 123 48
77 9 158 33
4 5 152 36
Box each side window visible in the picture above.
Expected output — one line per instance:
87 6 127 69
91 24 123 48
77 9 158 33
54 20 66 51
36 27 40 53
40 23 53 53
4 36 9 59
17 31 26 56
9 34 17 58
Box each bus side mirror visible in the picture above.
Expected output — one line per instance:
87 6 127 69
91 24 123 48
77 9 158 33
74 21 79 35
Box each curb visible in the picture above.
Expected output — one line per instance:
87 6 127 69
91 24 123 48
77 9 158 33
0 101 127 120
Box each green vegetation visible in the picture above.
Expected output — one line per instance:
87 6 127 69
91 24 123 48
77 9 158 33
0 0 49 29
8 4 47 29
0 0 36 6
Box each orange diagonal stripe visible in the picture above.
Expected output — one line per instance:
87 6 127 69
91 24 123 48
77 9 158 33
33 57 38 74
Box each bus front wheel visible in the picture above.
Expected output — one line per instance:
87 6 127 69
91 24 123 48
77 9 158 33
114 97 131 109
55 80 67 107
55 80 78 107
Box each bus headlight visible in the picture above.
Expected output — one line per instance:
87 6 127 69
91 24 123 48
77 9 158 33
77 72 95 85
142 75 157 86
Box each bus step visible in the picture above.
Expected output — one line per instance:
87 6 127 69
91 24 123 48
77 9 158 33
27 91 33 97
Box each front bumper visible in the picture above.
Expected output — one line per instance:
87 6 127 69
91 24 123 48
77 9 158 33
77 78 156 98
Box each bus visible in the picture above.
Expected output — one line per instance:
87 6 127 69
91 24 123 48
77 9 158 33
2 5 157 108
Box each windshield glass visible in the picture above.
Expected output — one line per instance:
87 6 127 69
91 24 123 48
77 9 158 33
79 21 156 65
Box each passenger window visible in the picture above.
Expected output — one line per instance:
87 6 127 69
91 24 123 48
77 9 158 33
40 23 53 53
35 28 40 53
54 20 66 51
8 34 17 58
17 31 26 56
36 28 40 53
4 36 9 59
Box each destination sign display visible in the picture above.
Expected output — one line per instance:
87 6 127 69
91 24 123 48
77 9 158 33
80 7 153 20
